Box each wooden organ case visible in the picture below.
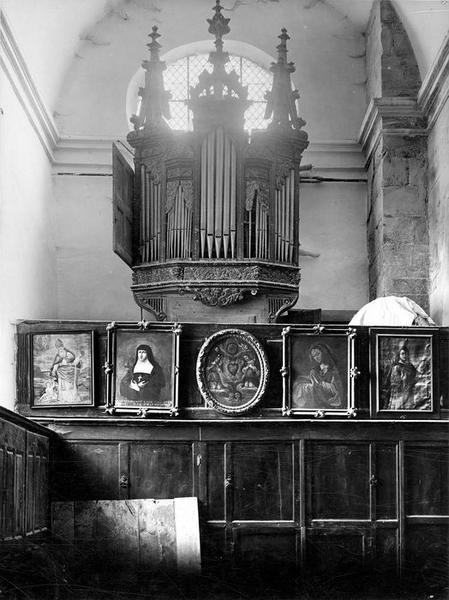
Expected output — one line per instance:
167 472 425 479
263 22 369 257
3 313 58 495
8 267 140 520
113 0 308 322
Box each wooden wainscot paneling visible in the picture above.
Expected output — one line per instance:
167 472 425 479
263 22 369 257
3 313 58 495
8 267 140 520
25 431 49 535
52 441 121 502
233 527 298 589
307 442 371 521
0 407 51 541
0 419 25 540
403 443 449 588
230 442 294 521
128 442 194 500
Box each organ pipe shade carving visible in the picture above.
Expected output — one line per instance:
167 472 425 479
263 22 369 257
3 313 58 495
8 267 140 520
116 0 309 320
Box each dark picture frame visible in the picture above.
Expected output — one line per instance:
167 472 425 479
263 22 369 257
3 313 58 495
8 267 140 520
31 331 94 407
106 321 181 416
371 328 438 417
282 325 358 417
196 328 269 415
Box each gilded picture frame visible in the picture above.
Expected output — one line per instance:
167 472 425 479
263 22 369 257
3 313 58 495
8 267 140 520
31 331 94 407
282 325 358 417
196 328 269 415
106 321 181 416
371 328 438 417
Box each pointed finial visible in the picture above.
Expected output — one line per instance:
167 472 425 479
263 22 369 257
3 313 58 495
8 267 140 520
207 0 231 53
277 28 290 63
188 0 249 130
129 25 170 132
147 26 162 61
264 28 306 131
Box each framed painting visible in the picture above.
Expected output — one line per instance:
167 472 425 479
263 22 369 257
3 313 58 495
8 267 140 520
31 331 94 407
196 328 269 415
371 328 438 416
282 325 358 417
106 321 181 416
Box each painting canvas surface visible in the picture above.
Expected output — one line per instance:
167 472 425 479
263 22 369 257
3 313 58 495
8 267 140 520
378 335 432 411
204 333 262 410
114 330 174 408
32 333 93 406
290 335 348 410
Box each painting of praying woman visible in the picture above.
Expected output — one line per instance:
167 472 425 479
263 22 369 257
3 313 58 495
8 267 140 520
291 338 348 411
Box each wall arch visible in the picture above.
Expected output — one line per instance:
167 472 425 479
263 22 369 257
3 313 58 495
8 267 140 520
125 40 277 132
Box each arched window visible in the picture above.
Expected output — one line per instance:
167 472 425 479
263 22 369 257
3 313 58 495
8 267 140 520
163 54 272 131
126 43 275 134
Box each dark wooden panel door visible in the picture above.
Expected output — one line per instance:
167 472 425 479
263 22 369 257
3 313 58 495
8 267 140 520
129 443 194 499
403 443 449 589
405 524 449 588
405 444 449 515
53 442 120 501
201 441 299 584
308 442 370 521
232 527 298 591
306 529 367 576
306 441 373 585
229 442 294 521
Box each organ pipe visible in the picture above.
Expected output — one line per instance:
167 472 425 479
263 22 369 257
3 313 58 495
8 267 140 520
200 128 237 259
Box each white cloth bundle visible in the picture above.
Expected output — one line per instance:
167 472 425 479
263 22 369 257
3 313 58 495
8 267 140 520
349 296 436 327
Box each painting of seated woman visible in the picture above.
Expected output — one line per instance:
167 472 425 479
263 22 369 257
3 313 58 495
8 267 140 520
290 335 349 412
32 332 93 406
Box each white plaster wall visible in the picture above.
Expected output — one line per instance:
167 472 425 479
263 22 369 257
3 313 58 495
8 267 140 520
298 182 369 311
428 98 449 326
53 175 138 321
1 0 118 111
3 1 447 118
0 75 58 409
54 0 367 142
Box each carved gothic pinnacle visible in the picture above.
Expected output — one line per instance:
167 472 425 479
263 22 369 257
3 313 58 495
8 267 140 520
147 26 162 61
207 0 230 54
264 28 305 131
130 25 171 131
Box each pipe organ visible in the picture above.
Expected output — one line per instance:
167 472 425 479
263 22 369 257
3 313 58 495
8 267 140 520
114 1 308 322
200 128 237 260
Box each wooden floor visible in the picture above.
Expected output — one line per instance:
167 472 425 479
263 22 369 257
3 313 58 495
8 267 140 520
1 561 448 600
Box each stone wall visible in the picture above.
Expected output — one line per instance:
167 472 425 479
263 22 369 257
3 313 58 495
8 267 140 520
381 133 428 309
379 0 421 98
362 0 429 311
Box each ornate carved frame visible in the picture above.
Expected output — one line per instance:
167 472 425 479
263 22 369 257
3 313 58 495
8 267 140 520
105 320 181 417
30 330 95 408
282 325 358 418
196 328 269 415
370 327 439 419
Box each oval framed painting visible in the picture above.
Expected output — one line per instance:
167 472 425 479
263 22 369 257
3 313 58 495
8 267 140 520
196 329 269 414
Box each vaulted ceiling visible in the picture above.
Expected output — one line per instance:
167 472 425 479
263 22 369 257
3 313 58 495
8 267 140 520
3 0 448 140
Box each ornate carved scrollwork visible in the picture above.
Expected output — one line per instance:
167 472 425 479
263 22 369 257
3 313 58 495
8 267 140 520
184 264 259 281
188 287 253 307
